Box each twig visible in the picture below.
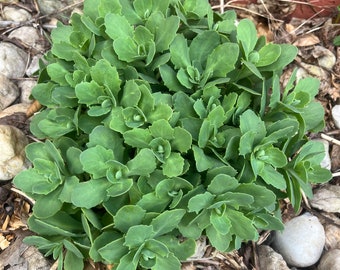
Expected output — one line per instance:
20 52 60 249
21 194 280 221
320 133 340 146
333 171 340 177
10 187 35 205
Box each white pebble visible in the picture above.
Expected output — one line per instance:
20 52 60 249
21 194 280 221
0 74 20 111
0 125 30 181
318 249 340 270
272 213 325 267
0 42 28 78
332 105 340 129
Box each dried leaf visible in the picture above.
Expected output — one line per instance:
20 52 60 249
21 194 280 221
293 34 320 47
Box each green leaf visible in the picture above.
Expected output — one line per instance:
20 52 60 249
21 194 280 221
33 187 63 218
106 179 134 197
149 119 174 139
256 43 281 67
192 145 221 172
124 225 154 248
71 179 111 208
28 212 82 237
87 125 125 162
105 13 133 39
171 127 192 153
123 128 153 148
159 64 187 92
206 225 232 251
114 205 146 233
205 43 239 78
235 183 276 208
259 44 298 71
133 0 152 19
210 211 231 235
90 59 121 98
188 192 215 213
207 174 239 194
151 209 186 236
98 237 129 263
127 148 157 176
113 37 140 62
170 34 191 69
258 164 287 190
162 152 185 177
64 250 84 270
240 110 266 145
237 19 257 58
80 145 114 179
146 13 180 52
226 208 258 240
153 252 181 270
75 81 104 105
189 31 220 68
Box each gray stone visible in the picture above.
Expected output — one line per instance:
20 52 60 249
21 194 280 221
318 249 340 270
0 42 28 78
36 0 79 16
18 80 36 104
0 125 30 180
258 245 290 270
310 185 340 213
0 74 20 110
25 54 42 77
272 213 325 267
332 105 340 129
8 26 45 52
3 6 31 21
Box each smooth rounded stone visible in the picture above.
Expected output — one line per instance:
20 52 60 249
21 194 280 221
26 54 42 77
0 74 20 110
313 139 331 170
258 245 290 270
332 105 340 129
3 6 31 21
312 46 336 70
310 184 340 213
18 80 36 104
318 249 340 270
325 223 340 250
36 0 79 16
0 42 28 78
8 26 45 52
0 103 30 118
272 213 325 267
0 125 30 181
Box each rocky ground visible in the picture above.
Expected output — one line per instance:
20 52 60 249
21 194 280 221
0 0 340 269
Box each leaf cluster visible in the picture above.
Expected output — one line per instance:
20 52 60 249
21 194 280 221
14 0 331 269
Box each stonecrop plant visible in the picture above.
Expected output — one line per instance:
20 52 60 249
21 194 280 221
13 0 332 269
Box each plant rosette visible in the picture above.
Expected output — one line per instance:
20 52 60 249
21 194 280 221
13 0 332 269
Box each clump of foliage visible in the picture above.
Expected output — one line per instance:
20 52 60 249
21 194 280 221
14 0 332 269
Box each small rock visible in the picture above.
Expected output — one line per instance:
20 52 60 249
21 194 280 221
36 0 79 20
18 80 36 104
258 245 290 270
0 74 20 110
324 223 340 250
0 125 30 181
312 46 336 70
0 103 30 118
26 54 42 77
272 213 325 267
332 105 340 129
0 42 28 78
310 184 340 213
8 26 45 52
318 249 340 270
313 139 331 170
3 6 31 22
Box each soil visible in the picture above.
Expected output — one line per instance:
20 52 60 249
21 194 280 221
0 1 340 269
